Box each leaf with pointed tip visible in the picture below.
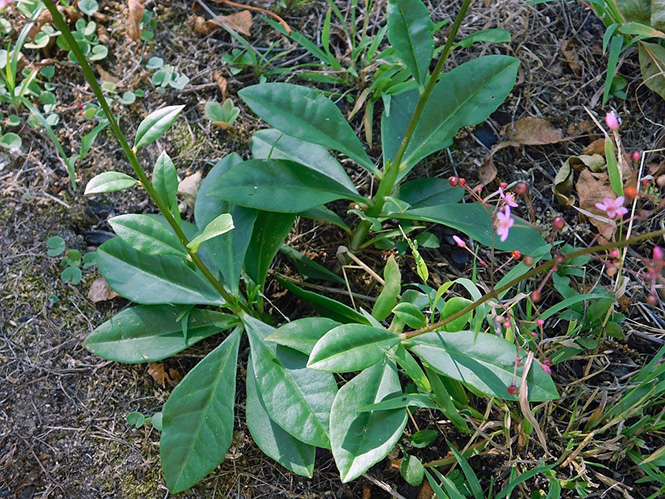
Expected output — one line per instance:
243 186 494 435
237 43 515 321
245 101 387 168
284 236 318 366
244 315 337 449
330 360 408 482
372 256 401 321
161 328 241 493
308 324 400 373
441 297 473 331
187 213 234 253
134 105 185 149
405 331 559 401
84 305 237 363
239 84 376 174
387 0 434 86
265 318 341 356
96 237 224 305
153 151 179 211
85 171 138 195
393 178 464 208
108 214 186 257
392 302 427 329
245 212 296 287
245 358 316 477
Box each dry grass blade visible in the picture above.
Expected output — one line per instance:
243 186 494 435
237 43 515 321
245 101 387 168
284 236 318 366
519 352 548 452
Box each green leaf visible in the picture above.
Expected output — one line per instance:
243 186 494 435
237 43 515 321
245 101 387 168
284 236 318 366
639 42 665 99
251 128 358 192
84 171 138 194
382 55 519 175
245 212 296 287
238 83 376 174
441 297 473 332
400 454 425 486
134 105 185 149
46 236 65 256
204 100 239 124
187 213 234 253
300 205 352 233
406 331 559 401
308 324 401 373
108 214 187 257
161 328 241 493
244 315 337 449
615 0 651 24
61 266 82 284
84 305 237 363
392 302 427 329
652 1 665 30
448 443 483 499
126 411 145 429
0 132 22 149
604 137 623 196
153 151 179 211
245 355 315 477
407 429 438 448
357 393 438 412
276 276 371 325
387 0 434 86
453 28 511 49
279 245 345 284
329 360 408 482
603 35 623 106
395 203 546 254
207 159 365 213
265 317 341 355
96 237 224 305
372 256 401 321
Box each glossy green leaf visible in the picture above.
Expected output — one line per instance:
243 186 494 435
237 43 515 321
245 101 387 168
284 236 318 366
406 331 559 401
453 28 511 49
265 317 341 355
84 305 237 363
276 276 371 325
108 214 186 257
84 171 138 194
244 315 337 449
251 128 357 191
0 132 22 149
239 83 376 174
448 444 483 499
207 159 365 213
392 302 427 329
245 212 296 287
329 360 408 482
245 356 315 477
382 56 519 175
300 205 352 233
279 245 345 284
357 393 437 412
387 0 434 86
407 429 438 448
96 237 224 305
639 42 665 99
134 105 184 149
161 328 241 493
61 266 82 284
393 178 465 208
391 345 431 393
372 256 401 321
615 0 651 24
195 153 255 293
187 213 234 252
153 151 179 211
395 203 546 254
308 324 400 373
441 297 473 332
400 454 425 486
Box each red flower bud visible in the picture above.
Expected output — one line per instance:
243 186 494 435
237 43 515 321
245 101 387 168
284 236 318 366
507 384 518 395
523 255 535 267
514 182 528 195
531 289 541 302
449 176 459 187
511 250 522 260
552 217 565 231
624 186 638 201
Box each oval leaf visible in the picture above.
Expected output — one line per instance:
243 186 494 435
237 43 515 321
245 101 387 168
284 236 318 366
309 324 401 373
153 151 179 210
187 213 234 253
406 331 559 401
441 297 473 332
265 317 341 355
161 328 241 493
387 0 434 86
84 305 237 363
207 158 366 213
134 105 185 149
392 302 427 329
330 360 408 482
372 256 401 321
108 214 186 257
239 83 376 174
85 171 138 195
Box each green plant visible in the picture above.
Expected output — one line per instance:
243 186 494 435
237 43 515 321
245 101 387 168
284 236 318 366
42 0 665 493
204 99 240 128
146 57 189 93
47 236 96 285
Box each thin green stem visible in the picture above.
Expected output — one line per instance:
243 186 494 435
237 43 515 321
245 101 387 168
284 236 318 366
349 0 473 252
42 0 242 311
402 228 665 340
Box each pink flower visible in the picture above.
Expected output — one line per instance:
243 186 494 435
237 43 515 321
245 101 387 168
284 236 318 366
595 196 628 219
605 112 620 131
0 0 12 8
542 364 552 375
499 187 518 208
654 246 664 261
452 235 466 248
495 206 514 242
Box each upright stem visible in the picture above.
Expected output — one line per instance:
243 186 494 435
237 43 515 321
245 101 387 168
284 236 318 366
349 0 473 252
42 0 242 311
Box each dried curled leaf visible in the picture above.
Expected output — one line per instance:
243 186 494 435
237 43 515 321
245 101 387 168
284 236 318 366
553 154 605 206
127 0 145 41
504 116 564 145
192 11 253 37
87 277 119 303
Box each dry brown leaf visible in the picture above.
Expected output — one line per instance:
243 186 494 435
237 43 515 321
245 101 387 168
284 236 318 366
478 155 497 186
583 138 606 156
96 65 118 84
193 15 218 36
417 480 435 499
561 40 581 74
87 277 119 303
505 116 564 145
194 11 253 37
214 71 229 100
518 352 548 452
576 168 617 240
148 362 168 387
127 0 145 41
178 172 202 213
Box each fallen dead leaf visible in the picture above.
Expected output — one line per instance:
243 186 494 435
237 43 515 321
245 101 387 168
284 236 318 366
583 138 606 156
96 65 118 85
505 116 565 145
478 155 497 186
193 11 253 37
178 172 202 213
553 153 605 206
147 363 182 387
576 168 617 240
127 0 145 41
417 479 434 499
87 277 119 303
561 39 581 74
214 71 229 100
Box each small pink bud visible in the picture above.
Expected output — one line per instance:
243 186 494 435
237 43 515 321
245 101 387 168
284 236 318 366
542 364 552 375
530 331 538 337
605 112 620 131
452 235 466 248
654 246 664 261
632 151 641 162
536 319 545 326
610 249 620 259
504 321 511 329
